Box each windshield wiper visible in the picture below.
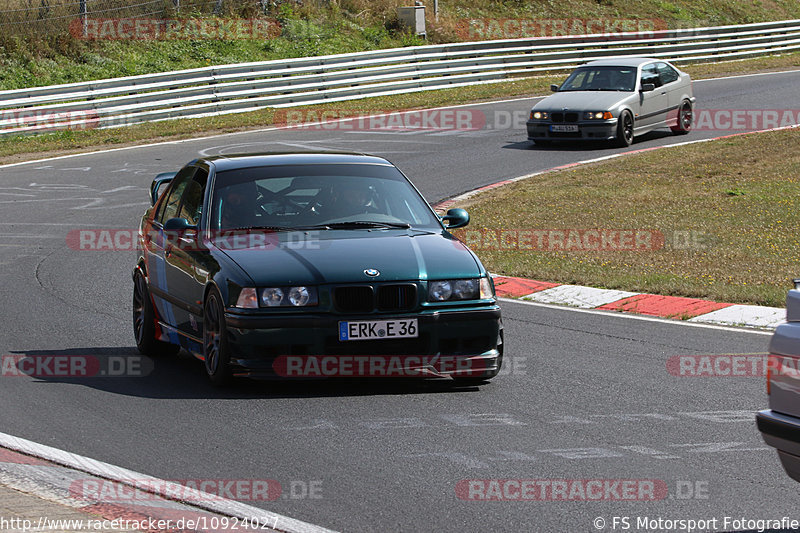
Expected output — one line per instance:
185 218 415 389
312 221 412 230
221 225 321 232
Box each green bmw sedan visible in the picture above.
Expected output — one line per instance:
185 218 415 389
133 152 502 385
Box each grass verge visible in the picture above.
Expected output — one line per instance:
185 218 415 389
450 128 800 308
2 51 800 165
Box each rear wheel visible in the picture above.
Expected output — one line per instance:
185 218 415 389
670 101 693 135
614 111 634 147
133 272 180 357
203 288 233 386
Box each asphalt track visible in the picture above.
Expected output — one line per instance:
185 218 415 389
0 70 798 532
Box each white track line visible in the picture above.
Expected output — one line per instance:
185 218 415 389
0 432 338 533
500 297 774 335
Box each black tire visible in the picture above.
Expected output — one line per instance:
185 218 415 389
203 288 233 386
133 272 180 357
453 330 503 384
670 101 693 135
614 111 634 147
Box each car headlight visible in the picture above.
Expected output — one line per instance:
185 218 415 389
258 286 318 307
261 287 284 307
428 278 492 301
453 279 479 299
429 281 453 301
288 286 312 306
531 111 549 120
584 111 613 120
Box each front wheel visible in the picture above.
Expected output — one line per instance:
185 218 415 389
614 111 634 147
133 272 180 357
203 288 233 386
670 101 693 135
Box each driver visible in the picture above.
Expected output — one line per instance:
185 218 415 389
590 70 611 90
219 182 258 229
326 180 377 218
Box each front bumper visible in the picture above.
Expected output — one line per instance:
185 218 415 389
224 306 502 378
527 119 617 141
757 409 800 482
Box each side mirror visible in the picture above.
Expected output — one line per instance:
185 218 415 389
164 217 197 233
150 172 176 205
550 84 560 92
641 83 656 92
441 208 469 229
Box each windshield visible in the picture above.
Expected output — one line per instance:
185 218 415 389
209 164 441 231
559 66 637 92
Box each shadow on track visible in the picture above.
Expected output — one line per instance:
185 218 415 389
5 347 489 399
502 130 676 151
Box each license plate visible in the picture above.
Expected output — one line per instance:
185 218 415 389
339 319 418 341
551 124 579 132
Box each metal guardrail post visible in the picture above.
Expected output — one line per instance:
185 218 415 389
80 0 87 38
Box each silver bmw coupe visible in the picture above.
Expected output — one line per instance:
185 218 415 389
527 57 695 147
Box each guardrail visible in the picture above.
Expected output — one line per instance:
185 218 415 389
2 19 800 135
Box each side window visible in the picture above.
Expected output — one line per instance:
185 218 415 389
157 167 195 225
177 168 208 226
656 62 679 84
640 64 660 88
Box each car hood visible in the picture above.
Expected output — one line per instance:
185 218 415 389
533 91 631 112
213 230 483 286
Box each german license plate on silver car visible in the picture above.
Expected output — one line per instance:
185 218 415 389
339 319 418 341
551 124 579 132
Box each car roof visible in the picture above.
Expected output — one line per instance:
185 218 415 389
581 57 661 68
197 151 394 172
